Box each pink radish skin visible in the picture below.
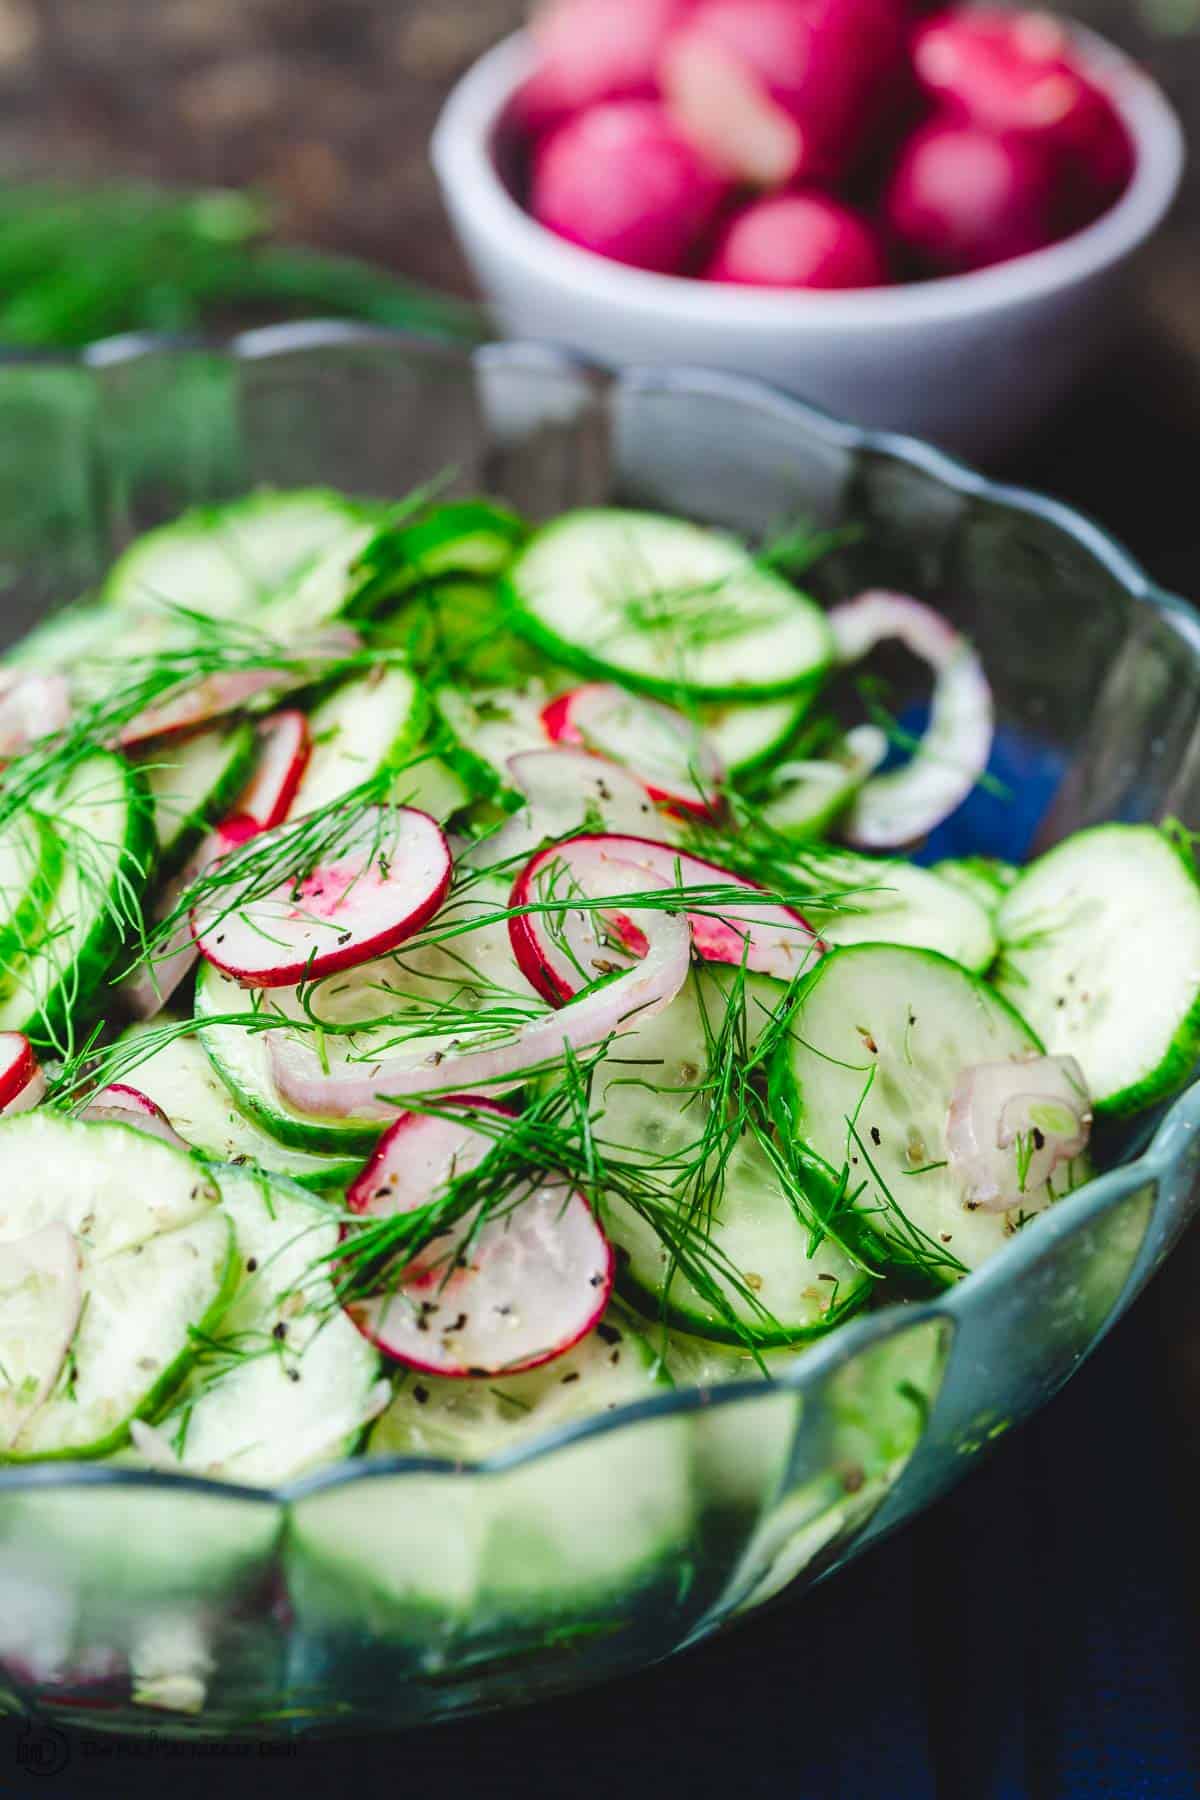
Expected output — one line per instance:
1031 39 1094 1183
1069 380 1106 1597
268 893 691 1119
0 1033 44 1115
911 9 1133 229
193 806 452 990
344 1103 613 1377
81 1083 189 1151
514 0 691 137
885 118 1059 275
118 817 263 1020
828 590 994 848
541 685 725 819
705 193 888 290
509 833 822 1006
0 672 70 758
237 710 311 830
531 100 731 274
661 0 909 187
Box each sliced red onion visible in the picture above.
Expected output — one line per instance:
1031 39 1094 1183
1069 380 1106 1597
117 628 360 749
0 1223 82 1448
541 684 725 820
81 1083 189 1151
344 1103 612 1377
0 672 70 757
268 894 691 1119
0 1032 45 1115
946 1053 1091 1212
829 590 994 849
193 806 452 990
510 832 821 1005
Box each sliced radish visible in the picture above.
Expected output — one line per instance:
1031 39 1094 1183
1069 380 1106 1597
0 1033 45 1115
0 1223 82 1448
541 684 725 819
946 1053 1092 1212
117 628 359 749
81 1084 189 1151
344 1105 612 1377
829 591 994 850
236 710 311 830
510 833 821 1005
0 672 70 757
193 805 452 989
268 892 691 1118
118 817 263 1020
473 747 664 871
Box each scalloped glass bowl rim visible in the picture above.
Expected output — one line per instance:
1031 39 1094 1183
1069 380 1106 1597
0 320 1195 1507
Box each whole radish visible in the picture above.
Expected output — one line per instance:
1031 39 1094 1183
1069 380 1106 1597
885 118 1059 275
514 0 693 136
705 193 888 289
531 100 731 273
661 0 909 187
911 9 1133 228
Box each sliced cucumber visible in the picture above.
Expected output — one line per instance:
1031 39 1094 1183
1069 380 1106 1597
368 1305 671 1462
0 811 63 995
376 578 554 690
506 510 833 700
0 752 154 1050
795 846 997 973
433 681 549 802
253 520 381 640
152 1167 380 1486
933 856 1020 913
776 944 1077 1282
289 665 427 817
598 967 870 1344
347 502 527 618
701 695 811 779
136 721 257 876
390 753 471 824
7 598 115 672
994 824 1200 1116
116 1022 364 1191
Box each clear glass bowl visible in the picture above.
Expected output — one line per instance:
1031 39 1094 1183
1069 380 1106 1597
0 326 1197 1739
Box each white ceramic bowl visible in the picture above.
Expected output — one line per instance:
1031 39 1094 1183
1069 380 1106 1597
432 26 1184 462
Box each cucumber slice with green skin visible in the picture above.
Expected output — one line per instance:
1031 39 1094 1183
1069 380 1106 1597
994 824 1200 1116
368 1305 671 1461
151 1167 381 1486
433 681 550 803
116 1023 364 1191
7 598 115 672
506 510 834 701
194 961 384 1156
0 752 154 1051
700 694 812 779
775 943 1081 1284
0 1111 232 1460
253 521 382 640
598 967 870 1345
0 811 63 996
794 846 997 973
137 721 257 877
346 502 528 619
933 856 1020 913
375 578 557 691
390 753 471 823
288 665 428 817
102 490 372 624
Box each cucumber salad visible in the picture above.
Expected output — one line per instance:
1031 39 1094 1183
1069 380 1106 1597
0 486 1197 1491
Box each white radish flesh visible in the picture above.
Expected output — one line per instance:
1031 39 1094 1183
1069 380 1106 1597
0 672 70 757
829 591 994 849
235 709 311 830
193 806 452 989
541 684 725 818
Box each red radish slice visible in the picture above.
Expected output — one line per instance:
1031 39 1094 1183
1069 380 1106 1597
946 1054 1091 1211
541 685 725 820
829 591 994 850
193 806 452 990
117 628 360 749
344 1105 612 1377
236 710 311 830
0 1033 44 1115
0 1223 82 1447
81 1083 189 1151
268 894 690 1119
0 672 70 757
510 833 821 1005
118 817 263 1020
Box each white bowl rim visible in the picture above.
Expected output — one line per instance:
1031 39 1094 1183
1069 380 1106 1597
432 23 1185 331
